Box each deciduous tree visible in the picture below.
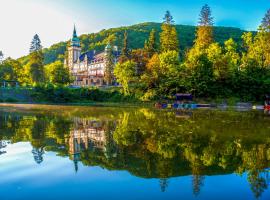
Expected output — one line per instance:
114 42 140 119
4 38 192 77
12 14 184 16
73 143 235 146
114 60 137 95
45 61 71 85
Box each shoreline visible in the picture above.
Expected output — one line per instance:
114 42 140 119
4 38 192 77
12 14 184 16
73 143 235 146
0 102 154 109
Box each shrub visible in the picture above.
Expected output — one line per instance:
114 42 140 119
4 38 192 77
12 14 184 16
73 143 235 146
5 98 18 103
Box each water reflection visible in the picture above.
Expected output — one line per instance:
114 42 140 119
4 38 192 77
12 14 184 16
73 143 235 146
0 140 7 155
0 106 270 199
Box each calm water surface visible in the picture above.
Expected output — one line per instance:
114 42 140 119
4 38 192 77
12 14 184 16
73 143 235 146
0 105 270 200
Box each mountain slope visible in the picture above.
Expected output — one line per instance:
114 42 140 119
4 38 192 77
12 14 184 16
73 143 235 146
19 22 248 65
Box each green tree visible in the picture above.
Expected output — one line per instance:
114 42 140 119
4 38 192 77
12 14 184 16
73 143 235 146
0 51 3 64
114 60 137 95
0 61 14 81
141 51 181 97
28 34 45 84
160 11 179 52
30 34 42 53
119 31 130 63
224 38 240 71
28 51 45 84
206 43 225 79
195 4 214 49
144 29 158 57
261 9 270 32
158 51 182 95
45 61 71 85
104 44 115 85
186 5 214 69
188 54 215 97
0 58 22 82
241 12 270 69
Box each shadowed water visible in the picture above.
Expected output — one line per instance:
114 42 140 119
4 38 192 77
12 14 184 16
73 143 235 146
0 105 270 200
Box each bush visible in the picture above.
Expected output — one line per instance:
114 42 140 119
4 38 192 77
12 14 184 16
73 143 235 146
30 85 138 103
5 98 18 103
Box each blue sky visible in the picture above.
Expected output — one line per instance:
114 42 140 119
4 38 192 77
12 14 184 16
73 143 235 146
0 0 269 58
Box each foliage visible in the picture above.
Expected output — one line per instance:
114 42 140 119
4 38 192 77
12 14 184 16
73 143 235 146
114 61 137 95
4 8 269 102
261 9 270 32
45 61 71 85
28 51 45 84
0 51 3 64
144 29 158 57
0 58 23 81
195 4 214 49
160 11 179 52
30 84 137 103
16 22 246 67
29 34 42 53
104 44 115 85
119 31 130 63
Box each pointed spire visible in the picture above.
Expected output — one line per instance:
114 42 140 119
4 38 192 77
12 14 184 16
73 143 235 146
73 24 77 38
71 24 81 47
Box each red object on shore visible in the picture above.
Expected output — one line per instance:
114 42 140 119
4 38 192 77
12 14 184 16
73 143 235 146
265 105 270 110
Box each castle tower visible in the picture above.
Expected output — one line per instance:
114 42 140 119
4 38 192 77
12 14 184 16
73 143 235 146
67 25 81 70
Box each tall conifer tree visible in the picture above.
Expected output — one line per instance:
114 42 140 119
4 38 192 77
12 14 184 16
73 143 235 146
261 9 270 32
0 51 3 64
195 4 214 48
160 11 179 52
144 29 158 57
104 44 115 85
28 34 45 84
119 31 130 63
30 34 42 53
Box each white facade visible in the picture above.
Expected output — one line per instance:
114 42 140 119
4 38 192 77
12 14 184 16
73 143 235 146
65 27 119 86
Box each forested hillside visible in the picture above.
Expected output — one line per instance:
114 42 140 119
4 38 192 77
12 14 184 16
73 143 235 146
18 22 247 65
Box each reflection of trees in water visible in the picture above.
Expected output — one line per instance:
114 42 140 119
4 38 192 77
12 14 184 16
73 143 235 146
1 109 270 198
30 116 48 164
248 170 269 199
192 174 205 196
0 140 7 155
159 178 169 192
32 147 45 164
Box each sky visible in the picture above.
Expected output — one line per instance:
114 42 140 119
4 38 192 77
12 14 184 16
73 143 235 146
0 0 269 58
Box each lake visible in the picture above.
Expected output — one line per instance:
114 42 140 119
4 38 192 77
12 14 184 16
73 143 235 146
0 104 270 200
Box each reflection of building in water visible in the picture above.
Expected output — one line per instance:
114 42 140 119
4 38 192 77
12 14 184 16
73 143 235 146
68 119 107 155
67 118 117 172
67 118 117 158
